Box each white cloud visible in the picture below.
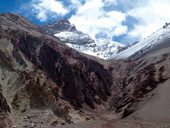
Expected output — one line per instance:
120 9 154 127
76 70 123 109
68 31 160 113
32 0 69 21
26 0 170 44
128 0 170 39
112 26 128 36
104 0 117 5
69 0 126 42
69 0 83 9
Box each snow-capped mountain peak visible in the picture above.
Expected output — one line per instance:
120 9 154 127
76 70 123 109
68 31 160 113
54 31 94 45
66 38 124 59
41 19 77 34
41 19 124 59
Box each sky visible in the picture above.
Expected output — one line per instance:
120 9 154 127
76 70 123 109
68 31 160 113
0 0 170 45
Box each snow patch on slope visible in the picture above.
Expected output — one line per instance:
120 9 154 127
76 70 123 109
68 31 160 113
66 39 123 59
55 31 124 59
42 19 125 59
113 25 170 59
54 31 94 45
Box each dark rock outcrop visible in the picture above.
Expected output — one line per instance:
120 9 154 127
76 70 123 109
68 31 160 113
0 85 12 128
0 93 10 113
0 13 113 110
41 19 77 34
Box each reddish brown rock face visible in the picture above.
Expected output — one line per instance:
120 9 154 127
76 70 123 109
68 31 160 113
0 14 115 127
15 34 112 109
0 14 113 110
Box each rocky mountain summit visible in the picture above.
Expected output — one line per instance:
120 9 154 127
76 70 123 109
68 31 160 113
41 19 94 45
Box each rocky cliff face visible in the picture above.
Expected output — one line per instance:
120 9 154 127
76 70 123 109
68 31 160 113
0 90 12 128
108 49 170 118
0 13 113 127
41 19 77 34
14 33 112 108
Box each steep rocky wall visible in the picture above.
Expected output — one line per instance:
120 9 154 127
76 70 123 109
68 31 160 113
14 33 113 109
0 85 12 128
109 54 170 117
0 13 113 110
0 42 71 127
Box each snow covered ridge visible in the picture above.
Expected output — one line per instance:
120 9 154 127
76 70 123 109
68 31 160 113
113 23 170 59
54 31 124 59
41 19 124 59
66 39 124 59
54 31 94 45
42 20 170 60
53 29 124 59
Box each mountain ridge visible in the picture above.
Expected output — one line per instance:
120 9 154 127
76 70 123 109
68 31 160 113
0 13 170 128
0 13 114 127
41 19 124 59
41 19 170 61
